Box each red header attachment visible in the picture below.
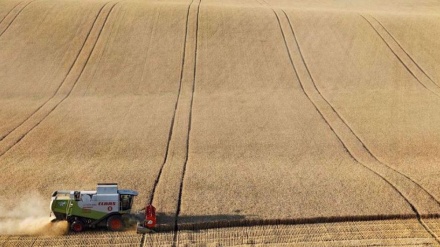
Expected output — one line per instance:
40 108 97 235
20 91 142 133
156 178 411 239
144 204 156 229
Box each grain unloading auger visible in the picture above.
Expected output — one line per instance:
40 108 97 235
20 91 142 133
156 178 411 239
50 183 156 232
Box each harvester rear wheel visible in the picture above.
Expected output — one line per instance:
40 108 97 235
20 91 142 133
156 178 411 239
107 215 124 231
71 220 84 232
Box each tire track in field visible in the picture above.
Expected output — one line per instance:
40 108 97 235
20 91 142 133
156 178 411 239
256 0 440 213
0 1 22 26
366 15 438 87
143 0 200 241
0 1 119 158
148 0 196 206
285 10 440 210
172 0 200 242
0 2 110 142
361 14 440 97
271 7 440 244
0 0 36 37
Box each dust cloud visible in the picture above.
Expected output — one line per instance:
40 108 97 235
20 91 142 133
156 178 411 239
0 193 68 236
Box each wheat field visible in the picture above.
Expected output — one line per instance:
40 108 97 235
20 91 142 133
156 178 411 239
1 0 440 245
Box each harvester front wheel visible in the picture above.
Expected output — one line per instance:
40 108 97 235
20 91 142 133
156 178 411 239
107 215 124 231
71 221 84 232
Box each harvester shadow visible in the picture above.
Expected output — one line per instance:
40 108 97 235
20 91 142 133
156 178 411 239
132 212 421 233
67 213 423 234
134 212 249 232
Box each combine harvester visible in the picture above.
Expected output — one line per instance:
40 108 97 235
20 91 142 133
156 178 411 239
50 183 156 232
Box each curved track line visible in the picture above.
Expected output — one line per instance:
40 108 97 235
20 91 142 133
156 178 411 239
270 10 354 158
0 0 36 37
152 214 420 232
67 2 120 95
368 15 438 87
172 0 201 245
360 14 440 97
0 2 119 158
288 9 440 206
278 9 440 212
148 0 196 206
0 2 111 142
319 13 440 209
276 8 440 244
0 1 22 25
256 0 440 214
273 6 415 214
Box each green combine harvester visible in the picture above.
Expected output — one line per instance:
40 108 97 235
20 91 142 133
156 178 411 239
50 183 138 232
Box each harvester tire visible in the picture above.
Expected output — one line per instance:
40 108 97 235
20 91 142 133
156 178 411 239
107 215 124 231
71 221 84 232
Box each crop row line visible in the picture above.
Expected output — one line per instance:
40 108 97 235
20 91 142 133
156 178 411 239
0 1 119 158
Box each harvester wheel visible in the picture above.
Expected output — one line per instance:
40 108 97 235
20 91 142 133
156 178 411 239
71 221 84 232
107 215 124 231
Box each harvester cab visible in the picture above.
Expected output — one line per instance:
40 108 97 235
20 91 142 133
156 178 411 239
50 183 138 232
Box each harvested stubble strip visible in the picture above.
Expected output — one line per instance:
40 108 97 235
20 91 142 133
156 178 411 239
30 232 142 246
176 1 414 225
173 215 417 231
425 219 440 237
0 0 108 141
288 9 440 203
0 236 8 246
138 219 436 246
0 0 188 210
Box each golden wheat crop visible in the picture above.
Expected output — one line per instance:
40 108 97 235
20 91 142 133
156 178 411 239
1 0 440 245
